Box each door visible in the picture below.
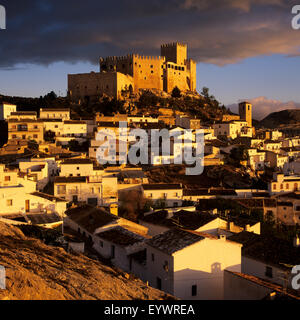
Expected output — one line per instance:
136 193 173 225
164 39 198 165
25 200 30 213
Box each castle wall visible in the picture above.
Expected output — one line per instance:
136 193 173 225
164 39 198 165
187 59 197 92
68 72 134 102
100 55 134 77
132 55 164 92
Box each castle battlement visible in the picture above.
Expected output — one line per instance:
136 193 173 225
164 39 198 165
100 54 134 62
134 54 165 61
100 54 166 62
161 42 187 48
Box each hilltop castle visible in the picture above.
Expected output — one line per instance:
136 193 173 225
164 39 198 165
68 42 197 102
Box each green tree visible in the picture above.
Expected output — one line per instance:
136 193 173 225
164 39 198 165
44 130 56 142
171 86 182 98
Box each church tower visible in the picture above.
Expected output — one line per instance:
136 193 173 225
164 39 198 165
239 101 252 127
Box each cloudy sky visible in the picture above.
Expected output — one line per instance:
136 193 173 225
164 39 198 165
0 0 300 119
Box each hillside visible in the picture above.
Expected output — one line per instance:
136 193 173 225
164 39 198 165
1 88 230 124
259 109 300 129
0 222 172 300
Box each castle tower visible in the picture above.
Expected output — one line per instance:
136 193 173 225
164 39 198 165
239 101 252 127
161 42 187 66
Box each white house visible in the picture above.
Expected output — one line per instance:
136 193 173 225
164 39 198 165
40 108 70 120
0 103 17 120
54 175 118 208
269 173 300 194
142 184 183 207
229 231 300 291
143 229 242 300
0 164 67 217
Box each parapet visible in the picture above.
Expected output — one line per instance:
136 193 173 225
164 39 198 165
161 42 187 48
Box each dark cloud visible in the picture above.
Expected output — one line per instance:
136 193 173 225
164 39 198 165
0 0 299 68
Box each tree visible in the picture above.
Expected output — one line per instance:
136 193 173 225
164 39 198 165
44 130 56 142
201 87 210 99
229 145 249 166
171 86 182 98
67 139 80 152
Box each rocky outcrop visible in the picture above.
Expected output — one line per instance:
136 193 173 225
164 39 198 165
0 223 172 300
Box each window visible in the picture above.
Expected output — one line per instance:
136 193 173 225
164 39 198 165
4 176 11 182
163 261 169 272
151 254 155 262
156 277 162 290
33 135 38 139
6 200 13 207
192 285 197 297
111 245 115 259
57 185 66 195
265 266 273 278
273 184 276 190
100 241 103 248
286 183 289 189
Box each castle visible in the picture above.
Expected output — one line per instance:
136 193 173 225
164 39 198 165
68 42 197 102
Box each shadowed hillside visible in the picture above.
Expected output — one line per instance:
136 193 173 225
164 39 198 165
259 109 300 129
0 223 173 300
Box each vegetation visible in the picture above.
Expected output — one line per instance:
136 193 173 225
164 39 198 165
227 145 249 167
171 86 182 98
44 130 56 143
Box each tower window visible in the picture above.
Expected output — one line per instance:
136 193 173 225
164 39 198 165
192 285 197 297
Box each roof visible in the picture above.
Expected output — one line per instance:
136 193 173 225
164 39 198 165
26 213 62 225
54 176 86 184
226 271 300 300
274 192 300 200
142 183 182 191
65 205 118 233
141 210 217 230
146 228 204 255
40 108 70 112
41 119 63 123
183 188 237 197
64 120 86 125
30 192 67 202
234 198 277 208
97 122 120 128
97 226 145 247
121 170 146 179
10 111 37 116
61 158 93 165
229 231 300 269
